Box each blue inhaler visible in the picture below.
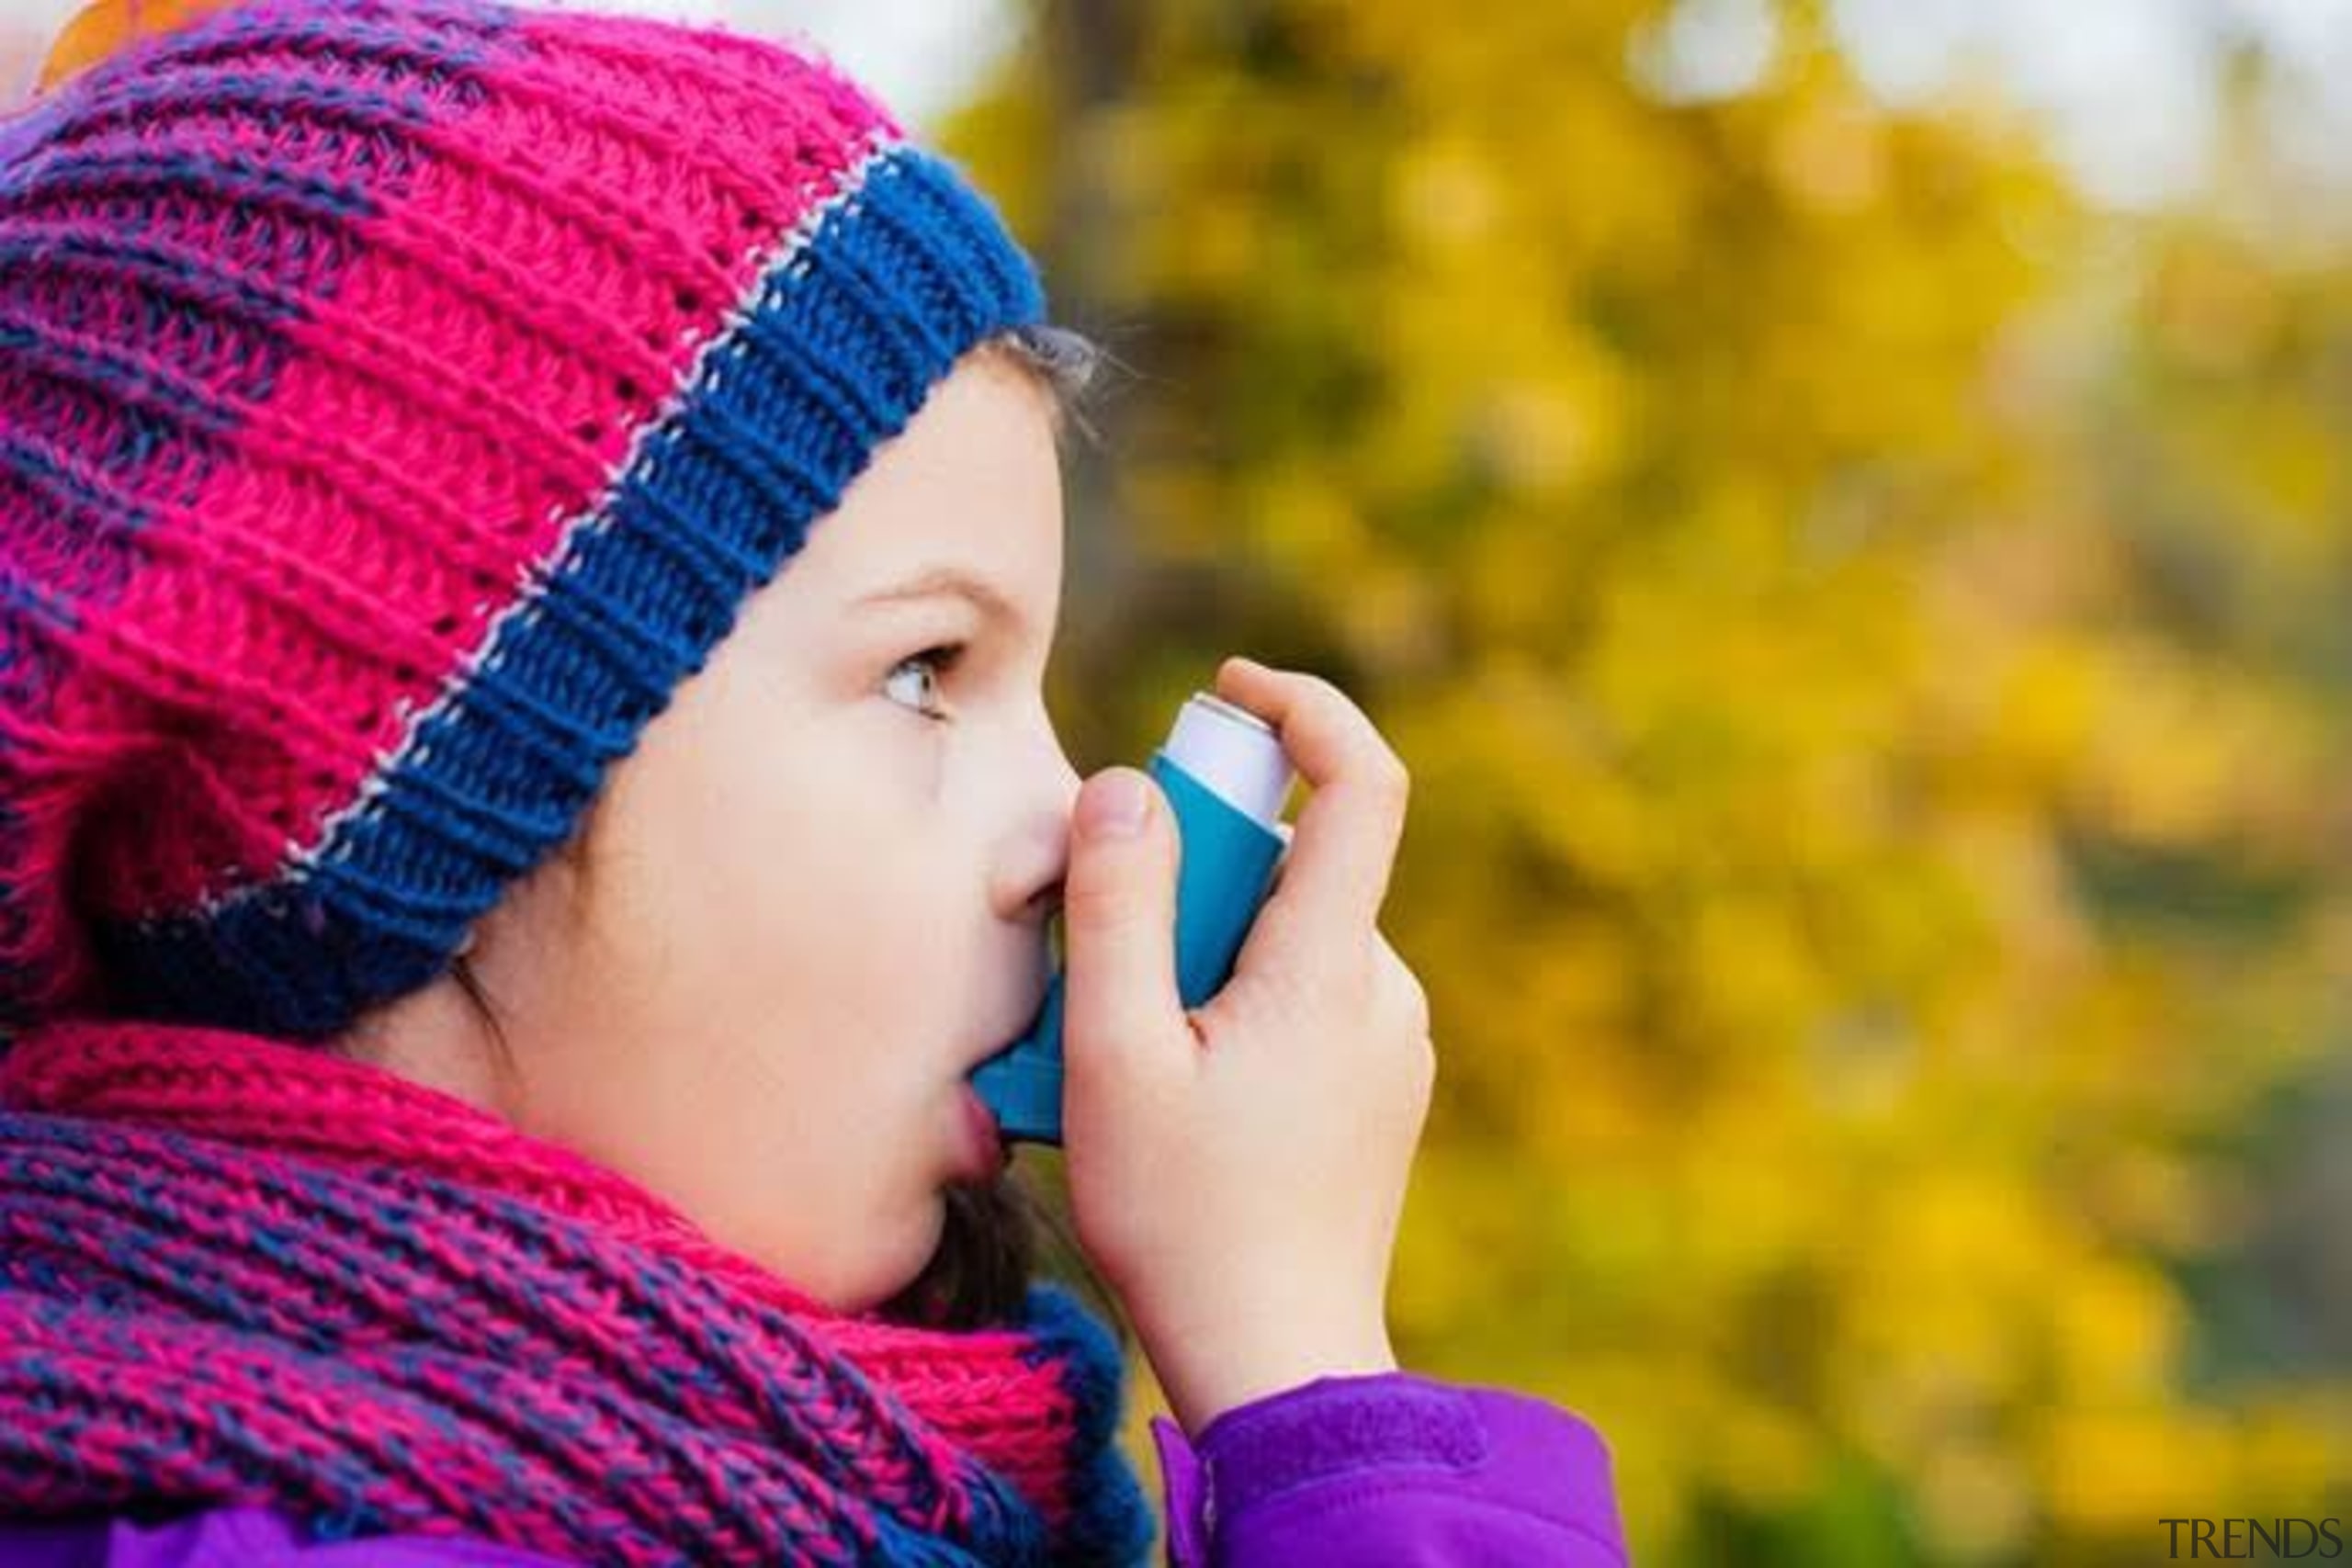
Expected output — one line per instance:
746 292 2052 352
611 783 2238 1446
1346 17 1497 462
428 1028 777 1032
970 691 1297 1147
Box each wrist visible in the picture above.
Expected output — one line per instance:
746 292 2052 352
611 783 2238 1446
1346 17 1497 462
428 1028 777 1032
1149 1320 1399 1436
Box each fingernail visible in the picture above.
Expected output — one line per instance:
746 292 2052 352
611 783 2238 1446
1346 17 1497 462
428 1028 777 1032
1080 772 1151 840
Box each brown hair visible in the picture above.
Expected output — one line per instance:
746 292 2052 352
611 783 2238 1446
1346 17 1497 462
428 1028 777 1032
449 323 1128 1338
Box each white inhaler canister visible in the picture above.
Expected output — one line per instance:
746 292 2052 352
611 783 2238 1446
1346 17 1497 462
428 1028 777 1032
969 691 1295 1146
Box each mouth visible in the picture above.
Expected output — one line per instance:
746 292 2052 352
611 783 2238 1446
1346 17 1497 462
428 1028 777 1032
956 1080 1012 1179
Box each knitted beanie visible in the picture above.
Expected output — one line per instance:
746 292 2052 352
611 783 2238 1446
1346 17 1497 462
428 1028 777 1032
0 0 1047 1038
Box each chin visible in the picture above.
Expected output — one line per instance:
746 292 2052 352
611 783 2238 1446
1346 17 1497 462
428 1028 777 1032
869 1174 1037 1329
820 1209 947 1319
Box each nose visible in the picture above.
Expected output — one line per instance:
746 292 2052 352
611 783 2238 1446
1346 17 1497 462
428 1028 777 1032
996 727 1083 924
1049 741 1083 823
1035 743 1082 907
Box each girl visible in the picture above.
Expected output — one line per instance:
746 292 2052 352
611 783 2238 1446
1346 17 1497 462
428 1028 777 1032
0 1 1631 1562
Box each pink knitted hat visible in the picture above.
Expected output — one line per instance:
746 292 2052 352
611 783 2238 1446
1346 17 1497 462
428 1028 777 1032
0 0 1049 1037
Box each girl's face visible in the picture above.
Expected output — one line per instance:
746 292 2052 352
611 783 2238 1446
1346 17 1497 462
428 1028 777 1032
345 350 1080 1313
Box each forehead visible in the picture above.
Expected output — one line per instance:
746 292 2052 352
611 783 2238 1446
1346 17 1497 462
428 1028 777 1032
803 357 1064 623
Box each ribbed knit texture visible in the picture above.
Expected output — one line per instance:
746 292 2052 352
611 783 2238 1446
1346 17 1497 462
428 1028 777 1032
0 1018 1157 1565
0 0 1047 1038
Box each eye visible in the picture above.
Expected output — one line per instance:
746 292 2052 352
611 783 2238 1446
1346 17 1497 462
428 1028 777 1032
882 644 965 723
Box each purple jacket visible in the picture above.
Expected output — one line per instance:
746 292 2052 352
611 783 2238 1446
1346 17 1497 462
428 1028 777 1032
0 1371 1629 1566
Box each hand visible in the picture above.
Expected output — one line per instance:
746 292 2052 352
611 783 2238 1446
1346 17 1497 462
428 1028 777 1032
1059 657 1435 1435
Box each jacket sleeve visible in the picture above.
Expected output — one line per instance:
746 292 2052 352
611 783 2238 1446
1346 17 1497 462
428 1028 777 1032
1148 1371 1631 1567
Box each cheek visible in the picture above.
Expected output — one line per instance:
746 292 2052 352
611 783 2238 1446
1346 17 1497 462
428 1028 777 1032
627 749 917 1026
643 726 839 921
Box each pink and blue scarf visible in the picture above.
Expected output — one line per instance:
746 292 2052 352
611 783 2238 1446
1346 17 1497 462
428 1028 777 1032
0 1019 1154 1565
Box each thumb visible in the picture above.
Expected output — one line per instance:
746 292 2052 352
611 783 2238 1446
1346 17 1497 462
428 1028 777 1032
1060 768 1185 1069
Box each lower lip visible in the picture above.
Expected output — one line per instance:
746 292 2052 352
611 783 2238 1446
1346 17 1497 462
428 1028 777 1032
958 1084 1010 1179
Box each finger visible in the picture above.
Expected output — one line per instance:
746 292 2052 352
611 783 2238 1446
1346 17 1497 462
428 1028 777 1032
1216 659 1409 965
1059 767 1189 1076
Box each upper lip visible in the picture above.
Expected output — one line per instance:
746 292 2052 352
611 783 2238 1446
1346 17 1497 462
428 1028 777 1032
964 989 1047 1073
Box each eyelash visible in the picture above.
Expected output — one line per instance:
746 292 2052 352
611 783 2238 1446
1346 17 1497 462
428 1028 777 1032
885 643 967 724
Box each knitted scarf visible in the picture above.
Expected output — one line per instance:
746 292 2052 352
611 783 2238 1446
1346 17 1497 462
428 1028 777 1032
0 1019 1157 1566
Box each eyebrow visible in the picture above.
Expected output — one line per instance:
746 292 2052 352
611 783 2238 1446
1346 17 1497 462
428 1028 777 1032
850 565 1025 631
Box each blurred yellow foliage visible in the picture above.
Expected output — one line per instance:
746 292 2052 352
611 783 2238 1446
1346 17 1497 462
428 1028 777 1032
956 2 2352 1561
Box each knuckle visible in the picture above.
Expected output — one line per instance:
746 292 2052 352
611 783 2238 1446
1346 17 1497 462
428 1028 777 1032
1349 719 1408 798
1296 670 1348 707
1291 671 1407 787
1304 672 1370 735
1373 751 1411 810
1374 939 1430 1033
1398 974 1431 1039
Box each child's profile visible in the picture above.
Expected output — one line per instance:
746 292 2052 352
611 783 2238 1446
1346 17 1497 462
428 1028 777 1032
0 2 1631 1563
